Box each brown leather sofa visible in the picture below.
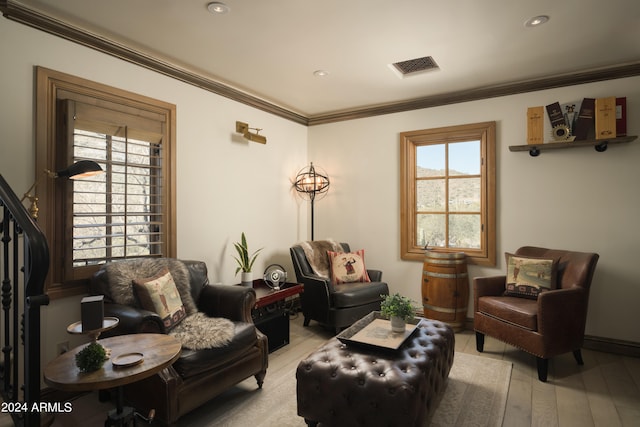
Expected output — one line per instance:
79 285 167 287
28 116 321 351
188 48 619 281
473 246 599 382
90 258 268 425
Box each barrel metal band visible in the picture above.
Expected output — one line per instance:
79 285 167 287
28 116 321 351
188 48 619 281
423 304 466 314
423 271 468 279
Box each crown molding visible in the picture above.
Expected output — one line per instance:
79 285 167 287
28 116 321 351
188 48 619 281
1 0 308 125
306 61 640 125
3 0 640 127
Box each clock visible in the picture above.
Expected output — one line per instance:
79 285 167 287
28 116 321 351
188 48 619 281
263 264 287 291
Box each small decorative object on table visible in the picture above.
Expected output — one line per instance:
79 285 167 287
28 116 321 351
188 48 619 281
263 264 287 291
380 293 416 333
233 232 263 286
67 317 119 371
75 342 108 373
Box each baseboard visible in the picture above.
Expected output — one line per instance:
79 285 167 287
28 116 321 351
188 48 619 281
461 317 640 357
583 335 640 357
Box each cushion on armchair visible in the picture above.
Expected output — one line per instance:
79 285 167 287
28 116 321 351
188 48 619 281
133 269 187 331
328 249 371 284
104 258 198 314
504 252 559 299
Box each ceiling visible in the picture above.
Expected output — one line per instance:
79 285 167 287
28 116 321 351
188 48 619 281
5 0 640 123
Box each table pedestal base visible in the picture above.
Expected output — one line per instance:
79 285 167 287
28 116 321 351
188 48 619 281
105 405 135 427
105 386 136 427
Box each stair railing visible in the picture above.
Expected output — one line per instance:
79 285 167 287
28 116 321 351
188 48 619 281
0 174 50 427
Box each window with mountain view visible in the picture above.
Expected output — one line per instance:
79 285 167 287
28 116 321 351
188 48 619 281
400 122 496 265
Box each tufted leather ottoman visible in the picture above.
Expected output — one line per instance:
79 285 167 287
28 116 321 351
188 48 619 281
296 316 454 427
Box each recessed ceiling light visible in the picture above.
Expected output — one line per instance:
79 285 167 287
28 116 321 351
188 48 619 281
313 70 329 77
524 15 549 28
207 2 230 14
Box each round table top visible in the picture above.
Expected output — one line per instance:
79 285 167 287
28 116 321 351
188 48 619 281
44 333 181 392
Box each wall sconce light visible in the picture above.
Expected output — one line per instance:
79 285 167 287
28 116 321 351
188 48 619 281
293 162 330 240
236 121 267 144
21 160 104 219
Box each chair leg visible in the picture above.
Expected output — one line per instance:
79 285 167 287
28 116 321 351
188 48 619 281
573 349 584 365
255 371 266 389
475 331 485 352
303 317 310 327
536 357 548 382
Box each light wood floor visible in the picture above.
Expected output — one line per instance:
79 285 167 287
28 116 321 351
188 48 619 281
3 312 636 427
286 312 640 427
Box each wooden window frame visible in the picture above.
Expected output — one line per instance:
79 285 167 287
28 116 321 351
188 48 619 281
35 67 177 299
400 121 496 266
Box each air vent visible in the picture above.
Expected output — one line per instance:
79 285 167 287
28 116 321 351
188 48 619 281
390 56 439 78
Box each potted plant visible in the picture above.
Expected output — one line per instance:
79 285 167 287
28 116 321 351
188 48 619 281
233 232 263 286
380 293 416 333
75 342 108 373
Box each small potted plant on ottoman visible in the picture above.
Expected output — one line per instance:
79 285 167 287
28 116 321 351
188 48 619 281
380 293 416 333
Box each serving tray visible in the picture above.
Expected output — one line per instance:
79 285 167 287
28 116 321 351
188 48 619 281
336 311 420 352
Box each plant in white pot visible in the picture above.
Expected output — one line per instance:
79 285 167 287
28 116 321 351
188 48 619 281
380 293 416 333
233 232 263 286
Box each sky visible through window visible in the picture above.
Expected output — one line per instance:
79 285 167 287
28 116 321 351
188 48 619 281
417 140 480 174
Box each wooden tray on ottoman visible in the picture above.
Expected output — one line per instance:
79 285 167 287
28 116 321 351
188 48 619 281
336 311 420 352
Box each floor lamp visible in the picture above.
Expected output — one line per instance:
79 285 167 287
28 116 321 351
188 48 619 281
294 162 330 241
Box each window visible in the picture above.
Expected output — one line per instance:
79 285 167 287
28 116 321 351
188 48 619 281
400 122 496 265
36 67 176 298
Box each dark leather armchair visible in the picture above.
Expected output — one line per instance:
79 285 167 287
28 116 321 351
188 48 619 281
473 246 599 382
90 258 268 425
290 242 389 333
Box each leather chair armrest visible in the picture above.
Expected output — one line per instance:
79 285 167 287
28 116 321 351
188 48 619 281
537 287 587 336
473 275 506 297
367 269 383 282
473 275 506 312
299 274 332 313
197 284 256 323
102 303 166 336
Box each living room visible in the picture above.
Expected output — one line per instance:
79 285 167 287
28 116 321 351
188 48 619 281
1 1 639 426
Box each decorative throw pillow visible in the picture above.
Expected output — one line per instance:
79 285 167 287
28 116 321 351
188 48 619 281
133 269 187 331
504 253 559 299
328 249 371 284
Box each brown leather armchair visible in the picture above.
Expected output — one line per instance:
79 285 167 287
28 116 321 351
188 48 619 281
90 258 268 425
290 242 389 333
473 246 599 382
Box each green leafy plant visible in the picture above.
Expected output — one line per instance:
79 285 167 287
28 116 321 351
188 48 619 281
75 342 107 373
233 232 263 275
380 293 416 321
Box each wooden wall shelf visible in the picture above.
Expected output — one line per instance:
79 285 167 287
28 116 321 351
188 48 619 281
509 135 637 157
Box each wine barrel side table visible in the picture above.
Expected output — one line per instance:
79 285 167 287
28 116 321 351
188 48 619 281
421 251 469 331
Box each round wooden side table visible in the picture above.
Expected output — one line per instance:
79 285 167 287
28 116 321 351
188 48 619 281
44 333 181 426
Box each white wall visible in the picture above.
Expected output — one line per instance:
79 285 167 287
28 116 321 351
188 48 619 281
308 77 640 344
2 14 639 374
0 18 309 366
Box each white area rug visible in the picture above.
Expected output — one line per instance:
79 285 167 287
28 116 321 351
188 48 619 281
177 352 512 427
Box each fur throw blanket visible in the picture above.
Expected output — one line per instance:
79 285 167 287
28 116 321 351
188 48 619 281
299 239 344 278
102 258 233 349
104 258 198 315
169 313 234 350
